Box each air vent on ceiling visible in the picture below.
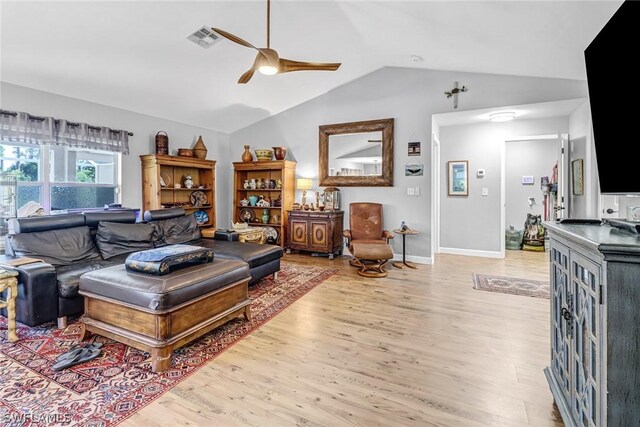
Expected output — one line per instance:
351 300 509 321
187 26 221 48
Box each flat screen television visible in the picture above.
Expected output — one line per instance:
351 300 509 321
585 0 639 194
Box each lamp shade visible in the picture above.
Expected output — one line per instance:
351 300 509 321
296 178 313 191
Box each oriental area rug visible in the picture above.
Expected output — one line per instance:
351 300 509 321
472 273 550 299
0 262 336 427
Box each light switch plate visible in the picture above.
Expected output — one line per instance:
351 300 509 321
482 188 489 196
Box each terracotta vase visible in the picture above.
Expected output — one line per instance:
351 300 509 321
242 145 253 163
193 135 207 159
272 146 287 160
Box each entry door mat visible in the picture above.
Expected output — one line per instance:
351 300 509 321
0 262 336 427
472 273 550 299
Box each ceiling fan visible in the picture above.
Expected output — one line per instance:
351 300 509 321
213 0 341 84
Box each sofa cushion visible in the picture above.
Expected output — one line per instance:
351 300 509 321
196 239 283 268
56 258 123 298
155 215 201 245
96 222 158 260
9 226 101 267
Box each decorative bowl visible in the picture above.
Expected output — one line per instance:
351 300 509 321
254 148 273 161
177 148 193 157
193 210 209 225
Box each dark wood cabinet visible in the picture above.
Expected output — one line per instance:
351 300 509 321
286 210 343 259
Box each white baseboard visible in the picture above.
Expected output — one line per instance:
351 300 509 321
438 247 504 259
392 254 433 265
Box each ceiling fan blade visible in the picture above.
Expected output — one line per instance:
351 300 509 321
278 58 341 74
238 69 255 84
237 52 264 84
212 27 259 50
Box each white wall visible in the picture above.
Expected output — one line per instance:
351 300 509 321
439 117 569 254
230 67 587 261
0 82 231 226
568 101 598 218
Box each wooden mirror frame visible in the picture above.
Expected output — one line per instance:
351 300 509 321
319 118 394 187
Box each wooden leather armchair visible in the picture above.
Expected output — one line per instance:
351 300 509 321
343 202 393 250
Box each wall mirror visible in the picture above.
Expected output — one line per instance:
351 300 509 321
319 118 394 187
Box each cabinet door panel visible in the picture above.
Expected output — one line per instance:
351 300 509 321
309 221 328 250
550 241 572 404
570 251 600 427
290 220 308 246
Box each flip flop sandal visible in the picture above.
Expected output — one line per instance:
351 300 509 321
52 346 101 371
55 340 104 362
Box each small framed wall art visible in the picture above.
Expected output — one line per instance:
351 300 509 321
447 160 469 196
408 141 421 156
572 158 584 195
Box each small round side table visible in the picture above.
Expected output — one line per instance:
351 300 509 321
392 228 419 269
0 268 19 342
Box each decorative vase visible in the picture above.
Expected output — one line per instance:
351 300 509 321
248 195 259 206
193 135 207 159
242 145 253 163
262 209 270 224
272 146 287 160
184 174 194 189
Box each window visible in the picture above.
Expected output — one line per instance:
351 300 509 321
1 143 119 212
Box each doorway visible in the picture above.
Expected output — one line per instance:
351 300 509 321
503 134 568 255
431 99 584 260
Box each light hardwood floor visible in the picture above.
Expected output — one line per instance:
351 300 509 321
123 251 562 427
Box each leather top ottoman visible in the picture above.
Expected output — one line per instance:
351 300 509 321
80 259 249 310
78 258 252 372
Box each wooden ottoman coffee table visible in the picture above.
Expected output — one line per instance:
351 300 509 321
350 242 394 278
79 259 251 372
0 268 19 342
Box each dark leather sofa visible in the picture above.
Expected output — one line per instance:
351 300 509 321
1 208 282 328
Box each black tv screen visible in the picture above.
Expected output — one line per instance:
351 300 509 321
585 0 639 194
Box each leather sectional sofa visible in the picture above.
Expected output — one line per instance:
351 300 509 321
1 208 282 328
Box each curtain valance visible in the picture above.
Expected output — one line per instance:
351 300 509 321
0 110 130 154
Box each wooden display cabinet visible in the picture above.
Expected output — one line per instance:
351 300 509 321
141 154 216 228
233 160 296 247
286 210 344 259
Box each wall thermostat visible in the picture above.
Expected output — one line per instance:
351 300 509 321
477 169 485 178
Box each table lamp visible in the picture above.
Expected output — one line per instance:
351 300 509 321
296 178 313 206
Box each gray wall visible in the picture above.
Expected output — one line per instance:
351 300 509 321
439 117 569 253
0 82 231 227
230 66 587 260
506 139 559 229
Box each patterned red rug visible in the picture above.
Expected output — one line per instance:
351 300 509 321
0 262 336 427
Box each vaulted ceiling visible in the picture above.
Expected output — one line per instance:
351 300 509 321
0 1 621 133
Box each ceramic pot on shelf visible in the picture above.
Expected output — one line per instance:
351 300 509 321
272 146 287 160
242 145 253 163
262 209 270 224
193 136 207 159
248 195 259 206
184 174 194 189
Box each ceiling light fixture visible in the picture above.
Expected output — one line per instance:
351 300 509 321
258 65 278 75
411 55 423 62
489 111 516 122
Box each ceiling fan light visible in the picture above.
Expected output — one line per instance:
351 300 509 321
258 65 278 75
489 111 516 122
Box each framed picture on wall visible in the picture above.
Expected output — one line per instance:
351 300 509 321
447 160 469 196
572 158 584 195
